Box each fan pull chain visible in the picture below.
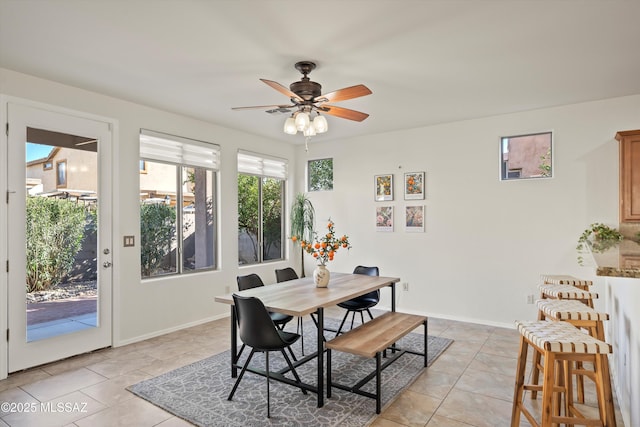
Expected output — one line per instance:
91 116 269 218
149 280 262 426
305 136 310 152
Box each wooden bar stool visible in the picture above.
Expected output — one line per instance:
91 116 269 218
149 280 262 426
538 283 597 309
534 299 611 405
511 320 616 427
541 274 593 291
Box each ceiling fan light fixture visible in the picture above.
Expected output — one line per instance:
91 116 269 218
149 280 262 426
303 124 316 137
295 111 310 131
313 115 328 133
283 117 297 135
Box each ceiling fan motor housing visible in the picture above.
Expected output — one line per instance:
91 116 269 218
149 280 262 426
289 79 322 101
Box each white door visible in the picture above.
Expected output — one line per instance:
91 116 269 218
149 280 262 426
6 101 112 372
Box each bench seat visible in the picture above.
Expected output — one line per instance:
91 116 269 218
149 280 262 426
326 311 428 413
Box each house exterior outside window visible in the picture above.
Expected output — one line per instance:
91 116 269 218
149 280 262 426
139 129 219 278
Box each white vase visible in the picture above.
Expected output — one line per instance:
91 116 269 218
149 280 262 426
313 264 330 288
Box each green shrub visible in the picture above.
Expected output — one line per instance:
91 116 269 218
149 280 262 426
140 203 176 277
26 196 87 292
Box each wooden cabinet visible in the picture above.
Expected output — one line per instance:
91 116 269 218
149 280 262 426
618 130 640 222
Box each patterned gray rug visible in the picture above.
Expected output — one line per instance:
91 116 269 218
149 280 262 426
128 317 453 427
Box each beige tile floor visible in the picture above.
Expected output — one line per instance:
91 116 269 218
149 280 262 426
0 307 624 427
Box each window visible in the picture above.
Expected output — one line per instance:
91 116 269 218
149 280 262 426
56 160 67 187
500 132 552 180
139 160 147 173
308 158 333 191
237 151 286 265
139 129 219 278
43 161 53 170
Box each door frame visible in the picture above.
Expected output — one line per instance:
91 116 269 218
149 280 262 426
1 96 118 378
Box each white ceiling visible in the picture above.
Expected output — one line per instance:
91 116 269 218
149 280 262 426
2 0 640 144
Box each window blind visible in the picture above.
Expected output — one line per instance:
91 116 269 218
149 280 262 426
140 129 220 170
237 150 288 179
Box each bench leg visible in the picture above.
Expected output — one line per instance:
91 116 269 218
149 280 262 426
376 352 382 414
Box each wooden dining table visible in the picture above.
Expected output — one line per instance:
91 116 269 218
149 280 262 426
214 272 400 408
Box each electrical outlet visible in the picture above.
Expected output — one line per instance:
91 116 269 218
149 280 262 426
526 294 535 304
403 282 409 291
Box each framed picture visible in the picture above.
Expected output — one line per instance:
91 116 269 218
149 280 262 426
376 206 394 232
374 174 393 201
404 172 425 200
405 205 425 232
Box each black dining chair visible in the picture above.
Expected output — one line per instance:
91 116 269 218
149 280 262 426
227 294 307 418
237 273 294 331
275 267 308 354
335 265 380 336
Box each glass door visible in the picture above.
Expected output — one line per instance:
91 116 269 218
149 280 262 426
7 102 112 372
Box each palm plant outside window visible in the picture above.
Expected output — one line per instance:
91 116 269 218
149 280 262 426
238 151 287 265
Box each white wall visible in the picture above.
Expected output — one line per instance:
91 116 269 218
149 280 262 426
604 277 640 427
294 94 640 426
2 68 639 424
0 68 299 349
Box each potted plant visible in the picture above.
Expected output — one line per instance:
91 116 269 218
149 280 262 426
300 219 351 287
289 193 315 277
576 222 623 265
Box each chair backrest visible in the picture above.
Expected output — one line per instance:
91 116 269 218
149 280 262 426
237 273 265 291
353 265 379 276
275 267 299 283
232 294 287 350
353 265 380 300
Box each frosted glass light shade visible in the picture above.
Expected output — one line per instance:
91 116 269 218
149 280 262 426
313 115 328 133
303 125 316 136
283 117 297 134
295 112 310 131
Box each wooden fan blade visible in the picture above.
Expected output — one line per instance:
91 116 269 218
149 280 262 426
260 79 303 102
319 105 369 122
316 84 372 103
232 104 293 110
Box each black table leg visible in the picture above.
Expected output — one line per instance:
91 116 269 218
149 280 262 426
317 306 324 408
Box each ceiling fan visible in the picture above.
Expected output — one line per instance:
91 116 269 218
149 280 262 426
232 61 372 136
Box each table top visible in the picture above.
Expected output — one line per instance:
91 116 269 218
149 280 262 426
214 273 400 317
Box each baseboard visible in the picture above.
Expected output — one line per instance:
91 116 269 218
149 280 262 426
114 312 228 347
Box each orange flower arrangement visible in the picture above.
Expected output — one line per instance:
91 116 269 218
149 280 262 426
291 219 351 266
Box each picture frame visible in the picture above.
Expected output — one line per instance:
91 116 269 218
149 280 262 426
374 174 393 201
405 205 425 232
404 172 425 200
375 206 394 232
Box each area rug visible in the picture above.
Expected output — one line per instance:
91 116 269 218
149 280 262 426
128 317 453 427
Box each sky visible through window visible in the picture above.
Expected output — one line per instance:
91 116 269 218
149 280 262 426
26 143 54 162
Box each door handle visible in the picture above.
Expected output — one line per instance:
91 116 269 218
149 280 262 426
103 261 112 268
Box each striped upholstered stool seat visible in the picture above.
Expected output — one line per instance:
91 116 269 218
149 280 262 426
516 320 610 354
536 299 608 331
538 283 598 300
540 274 593 290
534 299 610 404
511 320 616 427
538 283 597 309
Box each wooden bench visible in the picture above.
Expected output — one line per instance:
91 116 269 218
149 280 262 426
326 311 428 413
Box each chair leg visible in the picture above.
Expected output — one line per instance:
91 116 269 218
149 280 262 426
349 311 357 330
286 345 298 362
366 308 374 321
228 348 256 401
336 310 351 336
280 349 307 395
266 351 270 418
